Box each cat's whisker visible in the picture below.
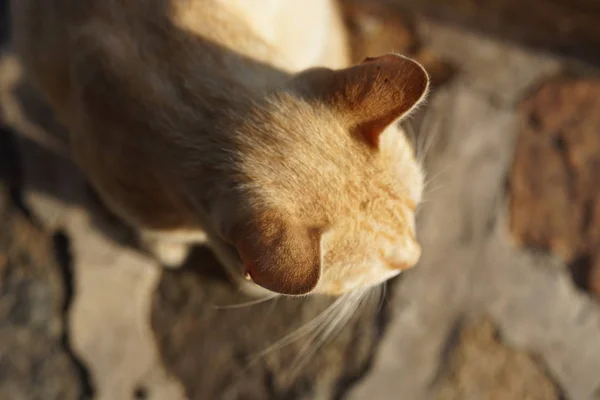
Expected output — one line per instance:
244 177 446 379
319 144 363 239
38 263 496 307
421 183 448 201
352 287 373 319
421 159 458 195
362 286 380 316
415 108 441 164
210 293 279 309
330 290 369 339
272 291 364 377
422 160 456 191
414 122 429 162
420 127 444 166
419 160 458 213
265 294 281 317
222 296 347 399
376 283 388 314
289 303 348 374
418 84 463 167
249 295 347 361
289 290 366 375
417 188 446 217
246 293 359 383
422 182 446 204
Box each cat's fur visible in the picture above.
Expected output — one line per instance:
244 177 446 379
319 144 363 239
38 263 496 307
11 0 429 296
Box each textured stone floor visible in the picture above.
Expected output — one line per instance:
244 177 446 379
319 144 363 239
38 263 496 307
2 1 600 400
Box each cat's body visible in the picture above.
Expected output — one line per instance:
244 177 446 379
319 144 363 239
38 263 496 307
11 0 429 296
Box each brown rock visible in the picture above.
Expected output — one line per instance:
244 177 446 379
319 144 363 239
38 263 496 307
435 317 561 400
385 0 600 67
509 78 600 297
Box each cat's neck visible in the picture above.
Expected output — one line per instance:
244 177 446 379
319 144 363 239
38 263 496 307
167 1 292 96
93 0 346 121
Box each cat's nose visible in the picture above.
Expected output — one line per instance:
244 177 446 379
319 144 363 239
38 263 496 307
386 238 422 270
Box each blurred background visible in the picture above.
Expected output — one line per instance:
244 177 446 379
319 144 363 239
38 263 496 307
1 0 600 399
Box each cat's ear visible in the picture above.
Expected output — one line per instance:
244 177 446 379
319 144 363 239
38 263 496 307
292 53 429 148
233 212 322 295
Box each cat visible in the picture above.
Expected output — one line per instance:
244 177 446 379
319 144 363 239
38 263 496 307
10 0 429 296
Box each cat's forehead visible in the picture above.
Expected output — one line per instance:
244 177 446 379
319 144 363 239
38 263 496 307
239 95 423 212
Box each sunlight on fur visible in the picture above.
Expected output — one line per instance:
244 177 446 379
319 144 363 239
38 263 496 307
11 0 430 297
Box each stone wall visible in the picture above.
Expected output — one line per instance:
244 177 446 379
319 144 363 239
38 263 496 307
2 1 600 399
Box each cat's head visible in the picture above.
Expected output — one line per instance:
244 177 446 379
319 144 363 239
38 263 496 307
217 54 429 296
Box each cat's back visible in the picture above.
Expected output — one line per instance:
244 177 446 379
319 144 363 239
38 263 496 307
10 0 350 231
12 0 348 107
203 0 349 70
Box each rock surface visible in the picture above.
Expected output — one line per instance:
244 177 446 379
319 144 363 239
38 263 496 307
0 128 85 400
385 0 600 66
435 317 561 400
347 20 600 400
153 263 385 400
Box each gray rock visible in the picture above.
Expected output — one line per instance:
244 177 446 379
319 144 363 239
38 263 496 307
0 129 86 400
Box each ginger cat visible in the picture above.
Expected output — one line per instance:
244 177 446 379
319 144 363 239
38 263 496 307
11 0 429 296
